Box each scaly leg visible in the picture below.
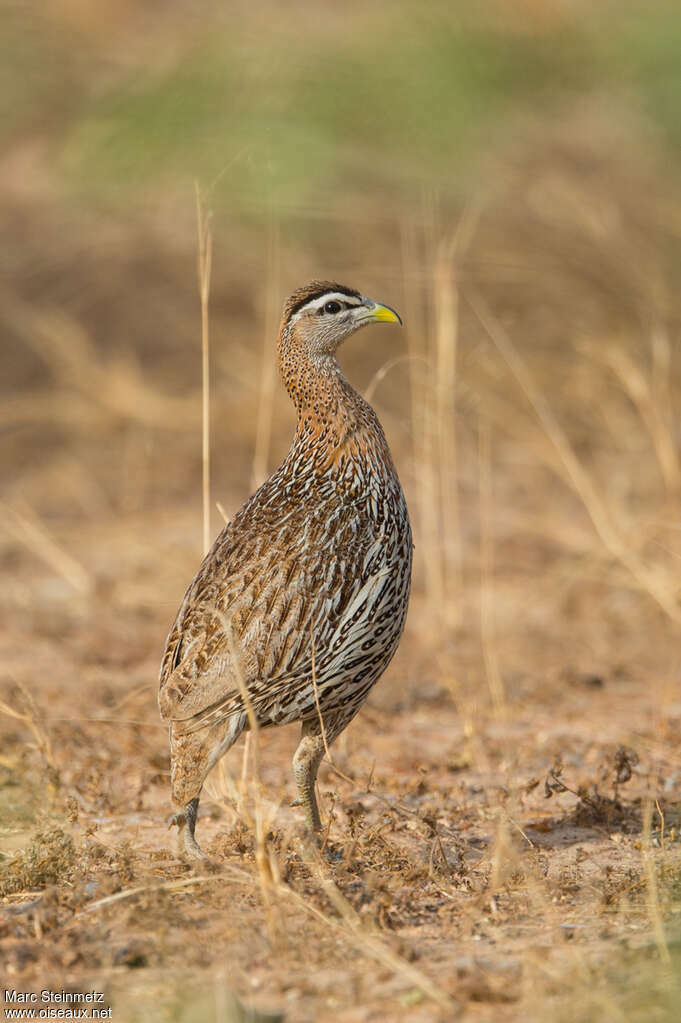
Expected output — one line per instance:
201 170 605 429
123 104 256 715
168 712 246 859
170 795 205 860
292 721 327 831
292 705 358 833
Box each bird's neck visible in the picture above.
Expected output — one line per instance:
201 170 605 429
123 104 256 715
278 336 387 464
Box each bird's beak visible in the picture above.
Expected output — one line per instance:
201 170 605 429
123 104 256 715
360 300 403 327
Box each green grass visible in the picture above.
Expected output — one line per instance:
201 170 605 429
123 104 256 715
2 3 676 218
57 23 598 207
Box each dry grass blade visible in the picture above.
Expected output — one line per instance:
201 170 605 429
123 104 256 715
399 220 425 473
641 799 671 967
649 320 679 492
216 500 230 525
280 867 458 1014
0 681 56 774
219 612 283 944
400 218 445 619
81 869 252 914
79 858 457 1012
585 339 680 496
466 288 681 623
1 501 93 594
433 234 462 607
195 183 213 557
363 353 424 403
251 219 280 490
478 419 505 715
309 626 355 848
0 288 198 430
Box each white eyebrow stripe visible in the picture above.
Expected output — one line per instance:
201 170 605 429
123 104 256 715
290 292 364 322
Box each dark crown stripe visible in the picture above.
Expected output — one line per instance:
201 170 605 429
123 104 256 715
285 281 362 321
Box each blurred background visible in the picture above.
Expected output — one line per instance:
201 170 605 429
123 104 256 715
4 0 681 692
2 1 681 1018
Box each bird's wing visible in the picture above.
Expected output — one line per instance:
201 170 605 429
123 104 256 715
157 457 399 735
158 514 372 730
160 540 312 720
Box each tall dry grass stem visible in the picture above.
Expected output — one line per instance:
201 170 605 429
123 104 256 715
399 221 424 476
641 797 671 966
433 235 461 612
466 289 681 623
0 681 56 777
584 336 680 497
219 612 283 945
251 220 280 490
0 288 198 430
284 866 457 1013
401 210 482 630
1 500 92 595
81 868 252 915
478 420 506 715
649 321 679 493
195 183 213 557
400 221 442 616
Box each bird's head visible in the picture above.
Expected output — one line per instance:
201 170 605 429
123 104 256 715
279 281 402 358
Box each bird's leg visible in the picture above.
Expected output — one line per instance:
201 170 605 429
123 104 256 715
292 707 358 834
170 795 206 860
292 721 326 832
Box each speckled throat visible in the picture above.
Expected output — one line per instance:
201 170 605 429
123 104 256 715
279 327 390 465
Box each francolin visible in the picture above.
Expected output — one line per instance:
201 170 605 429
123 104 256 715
159 282 412 857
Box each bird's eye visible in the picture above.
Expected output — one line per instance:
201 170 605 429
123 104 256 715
324 300 342 315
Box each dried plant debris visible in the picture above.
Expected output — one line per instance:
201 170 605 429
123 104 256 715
544 747 644 829
0 827 76 897
609 745 640 798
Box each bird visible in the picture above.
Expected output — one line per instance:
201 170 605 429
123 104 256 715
158 281 412 858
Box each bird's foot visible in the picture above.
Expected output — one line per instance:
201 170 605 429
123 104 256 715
179 828 208 861
169 805 207 862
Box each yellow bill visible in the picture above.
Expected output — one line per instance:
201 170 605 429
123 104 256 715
365 300 403 326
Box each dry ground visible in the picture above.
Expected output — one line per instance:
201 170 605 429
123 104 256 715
1 495 680 1022
2 105 681 1021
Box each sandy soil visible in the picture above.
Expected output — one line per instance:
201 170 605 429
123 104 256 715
1 488 680 1022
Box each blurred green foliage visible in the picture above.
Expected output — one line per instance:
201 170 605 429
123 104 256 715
3 3 681 212
1 3 678 215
